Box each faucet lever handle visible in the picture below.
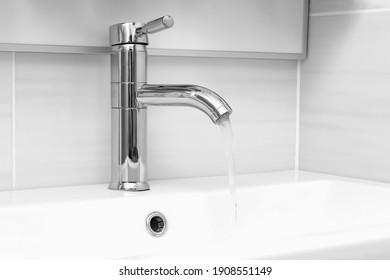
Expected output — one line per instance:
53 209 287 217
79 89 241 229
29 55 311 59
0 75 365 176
137 15 174 35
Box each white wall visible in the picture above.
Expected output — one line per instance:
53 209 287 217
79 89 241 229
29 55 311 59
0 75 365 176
0 52 297 190
300 1 390 182
0 1 304 190
0 52 13 188
0 0 306 54
310 0 390 13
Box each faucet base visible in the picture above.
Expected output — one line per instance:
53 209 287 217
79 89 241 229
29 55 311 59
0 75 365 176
108 182 150 191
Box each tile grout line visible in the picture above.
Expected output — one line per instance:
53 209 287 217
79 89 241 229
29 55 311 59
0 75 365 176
11 52 16 189
310 7 390 17
294 60 301 180
0 44 304 60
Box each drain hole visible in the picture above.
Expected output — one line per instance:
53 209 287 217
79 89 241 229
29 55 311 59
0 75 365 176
146 212 167 237
150 216 164 233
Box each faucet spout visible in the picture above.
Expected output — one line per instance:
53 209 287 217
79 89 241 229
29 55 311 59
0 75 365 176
138 84 232 124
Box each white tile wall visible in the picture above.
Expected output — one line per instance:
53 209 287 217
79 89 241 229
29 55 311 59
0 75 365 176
300 12 390 182
148 56 297 180
0 52 13 189
0 52 297 190
310 0 390 13
15 53 111 189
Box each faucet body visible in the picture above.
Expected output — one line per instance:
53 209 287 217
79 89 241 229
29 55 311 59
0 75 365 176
109 17 232 191
109 42 149 191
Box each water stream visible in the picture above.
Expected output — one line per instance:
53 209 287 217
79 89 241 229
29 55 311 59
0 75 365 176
218 116 237 222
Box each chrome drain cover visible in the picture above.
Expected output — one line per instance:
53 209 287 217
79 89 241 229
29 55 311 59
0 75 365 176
146 212 167 237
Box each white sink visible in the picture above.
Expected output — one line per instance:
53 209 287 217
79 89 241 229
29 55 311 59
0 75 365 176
1 171 390 259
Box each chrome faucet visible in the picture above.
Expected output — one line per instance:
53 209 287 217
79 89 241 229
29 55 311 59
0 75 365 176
108 15 233 191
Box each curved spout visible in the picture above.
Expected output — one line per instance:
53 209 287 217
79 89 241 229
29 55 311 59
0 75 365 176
138 84 232 123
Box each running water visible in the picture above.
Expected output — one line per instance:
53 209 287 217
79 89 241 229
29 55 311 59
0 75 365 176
218 116 237 222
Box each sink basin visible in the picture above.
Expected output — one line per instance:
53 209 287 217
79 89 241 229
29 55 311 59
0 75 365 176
1 171 390 259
